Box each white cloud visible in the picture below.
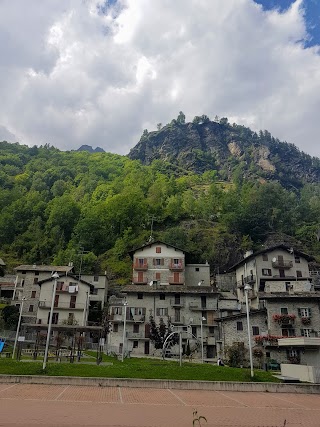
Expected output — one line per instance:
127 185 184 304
0 0 320 157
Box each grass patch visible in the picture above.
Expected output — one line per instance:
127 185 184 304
0 357 280 382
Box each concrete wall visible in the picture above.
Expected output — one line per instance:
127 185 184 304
281 364 320 383
185 264 210 287
1 374 320 393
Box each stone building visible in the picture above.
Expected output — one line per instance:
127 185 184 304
108 241 221 359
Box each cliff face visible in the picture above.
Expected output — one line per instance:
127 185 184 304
128 120 320 187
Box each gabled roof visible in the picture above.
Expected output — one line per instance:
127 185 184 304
229 244 314 271
38 273 94 292
15 264 74 273
128 240 188 259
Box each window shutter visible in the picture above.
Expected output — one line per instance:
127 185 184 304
308 308 312 317
298 308 301 317
165 308 168 316
156 308 160 316
153 258 156 265
143 308 146 315
161 259 164 266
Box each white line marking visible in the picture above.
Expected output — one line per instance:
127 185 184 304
262 392 312 409
0 384 18 394
167 389 187 406
215 390 248 407
54 385 69 400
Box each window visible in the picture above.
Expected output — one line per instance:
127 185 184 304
133 324 139 333
133 341 139 348
209 326 215 334
94 275 99 282
294 256 300 263
298 308 311 317
28 305 34 312
156 247 161 253
280 307 288 315
68 313 74 323
297 270 302 278
132 307 146 316
31 291 36 298
237 321 243 331
70 295 76 309
192 326 197 337
287 349 299 358
252 326 260 336
33 278 38 284
301 329 313 337
262 254 268 261
160 294 165 300
154 258 163 266
113 324 118 333
21 279 25 287
21 271 26 275
112 307 122 315
173 259 180 265
137 293 143 300
195 268 199 272
262 269 272 276
35 271 39 276
91 288 98 295
156 308 168 316
282 328 295 337
156 272 161 280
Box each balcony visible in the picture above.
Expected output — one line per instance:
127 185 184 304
189 303 217 311
237 275 256 288
170 298 184 307
272 259 293 269
132 277 148 285
126 332 147 339
168 276 184 285
273 314 296 325
38 301 85 310
172 316 185 325
126 315 145 323
56 285 79 294
169 261 184 271
133 261 148 271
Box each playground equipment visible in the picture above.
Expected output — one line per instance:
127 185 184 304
0 338 6 353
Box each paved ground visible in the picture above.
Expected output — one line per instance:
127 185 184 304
0 383 319 426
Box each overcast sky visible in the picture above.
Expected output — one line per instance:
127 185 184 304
0 0 320 157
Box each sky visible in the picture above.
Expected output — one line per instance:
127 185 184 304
0 0 320 157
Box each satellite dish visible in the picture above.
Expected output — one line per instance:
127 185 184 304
149 281 154 286
272 257 277 262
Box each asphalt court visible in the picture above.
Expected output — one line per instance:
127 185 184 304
0 383 319 426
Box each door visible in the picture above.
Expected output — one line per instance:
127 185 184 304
137 271 144 283
70 295 76 308
144 341 150 355
278 255 284 266
145 323 150 338
279 269 285 278
173 272 180 283
207 345 216 358
174 294 180 305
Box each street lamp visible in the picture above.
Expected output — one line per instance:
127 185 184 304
200 316 206 363
12 297 26 359
43 272 59 370
244 284 254 378
121 299 128 362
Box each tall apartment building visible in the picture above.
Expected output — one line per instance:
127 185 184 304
108 241 222 358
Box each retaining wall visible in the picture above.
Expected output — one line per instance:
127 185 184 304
0 375 320 393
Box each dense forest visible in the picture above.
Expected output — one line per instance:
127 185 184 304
0 116 320 284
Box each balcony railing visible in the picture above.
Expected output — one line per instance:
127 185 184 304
126 315 145 323
38 301 85 310
272 259 293 269
126 332 146 339
170 298 184 307
172 316 185 325
237 275 256 288
133 261 148 271
189 303 217 311
169 261 184 271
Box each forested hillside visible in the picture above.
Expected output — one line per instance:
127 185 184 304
0 118 320 283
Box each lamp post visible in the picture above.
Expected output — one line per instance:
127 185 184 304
12 297 26 359
244 284 254 378
121 299 128 362
200 316 206 363
43 272 59 370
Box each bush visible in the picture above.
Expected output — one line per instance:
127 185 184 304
225 342 247 367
